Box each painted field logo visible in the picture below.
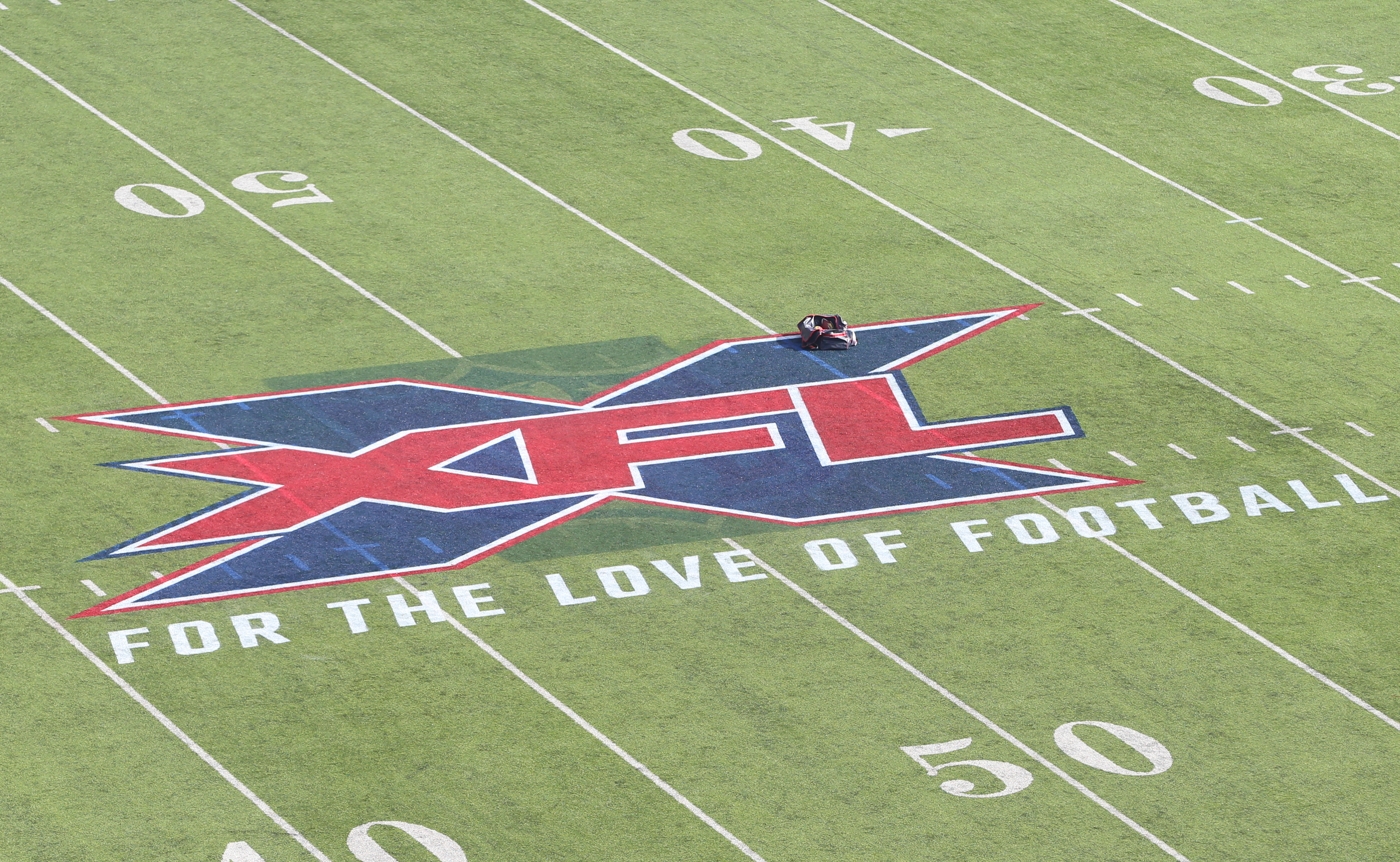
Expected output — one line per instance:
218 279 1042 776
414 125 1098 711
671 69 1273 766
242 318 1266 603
66 305 1131 615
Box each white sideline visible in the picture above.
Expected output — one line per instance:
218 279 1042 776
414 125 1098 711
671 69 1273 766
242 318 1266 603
389 576 767 862
1104 0 1400 146
814 0 1400 306
723 541 1191 862
0 43 462 358
223 0 775 336
517 0 1400 507
0 573 334 862
1033 497 1400 734
2 273 167 404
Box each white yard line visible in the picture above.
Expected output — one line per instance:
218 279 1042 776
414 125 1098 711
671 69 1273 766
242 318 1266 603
1104 0 1400 146
814 0 1400 306
0 573 334 862
3 273 168 404
527 0 1400 738
388 576 767 862
0 43 462 358
517 0 1400 507
223 0 773 336
724 541 1191 862
1033 498 1400 734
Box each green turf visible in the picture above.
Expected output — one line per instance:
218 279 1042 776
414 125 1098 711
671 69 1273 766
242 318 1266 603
3 1 1400 859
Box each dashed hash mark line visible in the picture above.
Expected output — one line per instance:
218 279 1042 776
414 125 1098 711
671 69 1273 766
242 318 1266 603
1103 0 1400 147
1285 275 1309 289
1034 497 1400 735
725 541 1192 862
0 43 463 358
1171 287 1198 300
1228 436 1256 452
514 0 1400 506
1348 422 1375 437
388 575 768 862
35 417 60 432
1116 293 1142 307
80 579 106 596
1228 281 1254 295
0 572 335 862
1167 443 1196 459
224 0 774 336
1109 450 1137 466
814 0 1400 306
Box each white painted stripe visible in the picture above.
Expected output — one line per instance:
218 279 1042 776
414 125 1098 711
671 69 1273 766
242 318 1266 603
1104 0 1400 148
0 44 463 358
35 417 59 432
1285 275 1310 289
150 570 163 579
1047 458 1071 471
1115 293 1141 307
389 576 767 862
1347 422 1375 437
725 541 1191 862
813 0 1400 306
0 3 10 11
0 572 334 862
2 273 168 404
1167 443 1196 459
223 0 774 337
1035 499 1400 734
1227 281 1254 295
80 579 106 596
1227 436 1256 452
1061 307 1101 315
1271 426 1312 436
517 0 1400 509
1109 450 1137 466
2 272 234 448
1171 287 1198 300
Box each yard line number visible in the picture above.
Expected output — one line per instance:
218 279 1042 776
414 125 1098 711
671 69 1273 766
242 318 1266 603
113 169 332 217
903 720 1172 798
225 820 465 862
673 116 928 160
1195 64 1400 107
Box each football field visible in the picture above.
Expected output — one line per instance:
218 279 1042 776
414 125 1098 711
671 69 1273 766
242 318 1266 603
5 1 1400 859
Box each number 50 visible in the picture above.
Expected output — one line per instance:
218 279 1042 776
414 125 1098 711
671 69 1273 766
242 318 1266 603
903 720 1172 798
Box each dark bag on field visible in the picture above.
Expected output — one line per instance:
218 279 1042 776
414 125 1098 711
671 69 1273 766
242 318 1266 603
798 314 857 350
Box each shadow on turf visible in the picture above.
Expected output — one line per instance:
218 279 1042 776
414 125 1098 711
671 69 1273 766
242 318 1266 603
265 335 782 562
267 334 706 402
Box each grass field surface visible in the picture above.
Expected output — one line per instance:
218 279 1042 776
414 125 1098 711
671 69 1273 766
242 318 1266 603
3 1 1400 859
